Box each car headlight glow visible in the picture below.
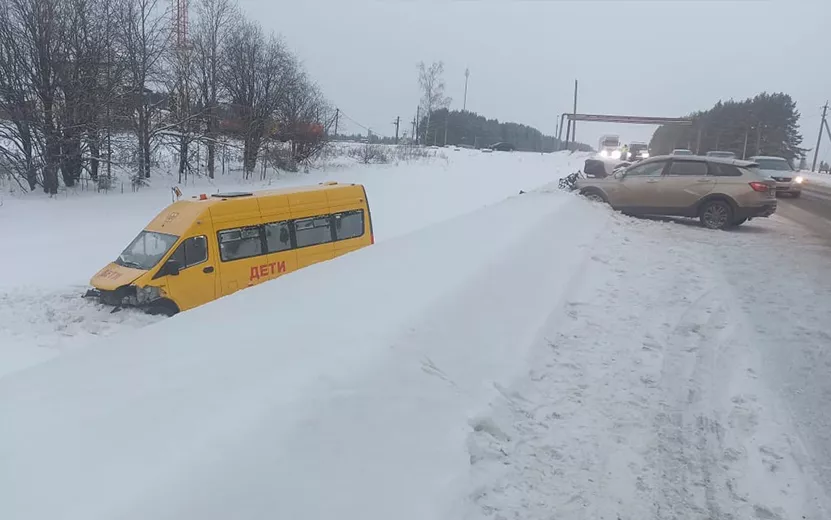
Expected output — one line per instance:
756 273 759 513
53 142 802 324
611 150 622 159
794 175 804 184
640 151 649 158
600 150 609 157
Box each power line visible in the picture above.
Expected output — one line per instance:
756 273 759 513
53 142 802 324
337 110 371 133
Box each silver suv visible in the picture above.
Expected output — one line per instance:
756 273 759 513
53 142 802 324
748 156 803 197
575 155 777 229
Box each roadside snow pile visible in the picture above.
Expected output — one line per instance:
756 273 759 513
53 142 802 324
0 150 588 379
801 171 831 188
0 188 609 520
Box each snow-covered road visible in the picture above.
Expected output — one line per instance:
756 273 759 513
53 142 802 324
3 151 831 519
462 211 831 519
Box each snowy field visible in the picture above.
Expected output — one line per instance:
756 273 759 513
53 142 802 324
3 149 831 519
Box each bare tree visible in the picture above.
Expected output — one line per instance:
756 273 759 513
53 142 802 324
222 23 289 178
417 61 450 146
8 0 67 193
192 0 236 178
0 0 334 191
0 0 39 191
117 0 170 180
162 34 199 183
56 0 111 186
275 69 331 165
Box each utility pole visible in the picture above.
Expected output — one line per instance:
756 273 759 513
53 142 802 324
695 125 702 155
756 123 764 156
415 106 420 145
333 108 339 137
811 102 828 172
571 79 578 149
554 120 560 152
444 116 448 146
742 127 749 159
564 115 571 151
411 116 416 144
393 116 400 144
463 68 470 112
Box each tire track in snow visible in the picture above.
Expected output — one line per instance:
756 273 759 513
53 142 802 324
458 211 831 520
651 276 737 520
461 210 665 520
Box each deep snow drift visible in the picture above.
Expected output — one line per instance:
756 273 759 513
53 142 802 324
0 188 609 520
0 149 587 378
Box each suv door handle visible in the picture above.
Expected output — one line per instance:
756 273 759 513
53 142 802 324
203 266 214 274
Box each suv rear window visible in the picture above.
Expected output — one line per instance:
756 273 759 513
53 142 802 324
668 161 708 176
709 163 743 177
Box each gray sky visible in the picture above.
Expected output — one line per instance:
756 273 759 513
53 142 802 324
239 0 831 160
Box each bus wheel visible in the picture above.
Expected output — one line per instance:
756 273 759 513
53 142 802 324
147 300 179 317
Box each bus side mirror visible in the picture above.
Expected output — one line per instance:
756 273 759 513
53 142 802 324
163 259 181 276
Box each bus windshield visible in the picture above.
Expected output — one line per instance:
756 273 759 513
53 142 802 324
115 231 179 270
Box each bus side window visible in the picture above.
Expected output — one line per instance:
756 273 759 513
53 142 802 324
294 217 332 248
168 236 208 269
333 210 365 240
183 236 208 267
265 221 292 252
218 227 263 261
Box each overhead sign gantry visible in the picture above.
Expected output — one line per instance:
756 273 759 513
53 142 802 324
558 113 693 151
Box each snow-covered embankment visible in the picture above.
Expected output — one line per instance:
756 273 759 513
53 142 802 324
0 187 607 520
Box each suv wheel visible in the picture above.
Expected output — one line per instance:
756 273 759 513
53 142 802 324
699 200 733 230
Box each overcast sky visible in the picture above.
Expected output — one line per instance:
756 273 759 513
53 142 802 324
239 0 830 160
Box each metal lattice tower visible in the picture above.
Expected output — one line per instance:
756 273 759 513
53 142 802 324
175 0 188 49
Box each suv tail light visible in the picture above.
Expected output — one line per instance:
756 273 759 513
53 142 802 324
749 182 770 192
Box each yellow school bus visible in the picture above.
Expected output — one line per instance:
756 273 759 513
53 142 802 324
87 182 374 315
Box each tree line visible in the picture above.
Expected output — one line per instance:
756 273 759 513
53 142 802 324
413 61 590 152
0 0 331 194
650 92 805 161
419 108 591 152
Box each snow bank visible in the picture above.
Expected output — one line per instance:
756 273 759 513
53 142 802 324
0 150 586 379
801 171 831 188
0 188 608 520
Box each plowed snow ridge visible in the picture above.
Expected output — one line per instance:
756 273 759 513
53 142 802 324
0 150 588 377
0 189 608 520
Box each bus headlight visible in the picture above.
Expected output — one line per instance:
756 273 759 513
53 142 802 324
600 150 609 158
611 150 622 159
135 285 161 304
